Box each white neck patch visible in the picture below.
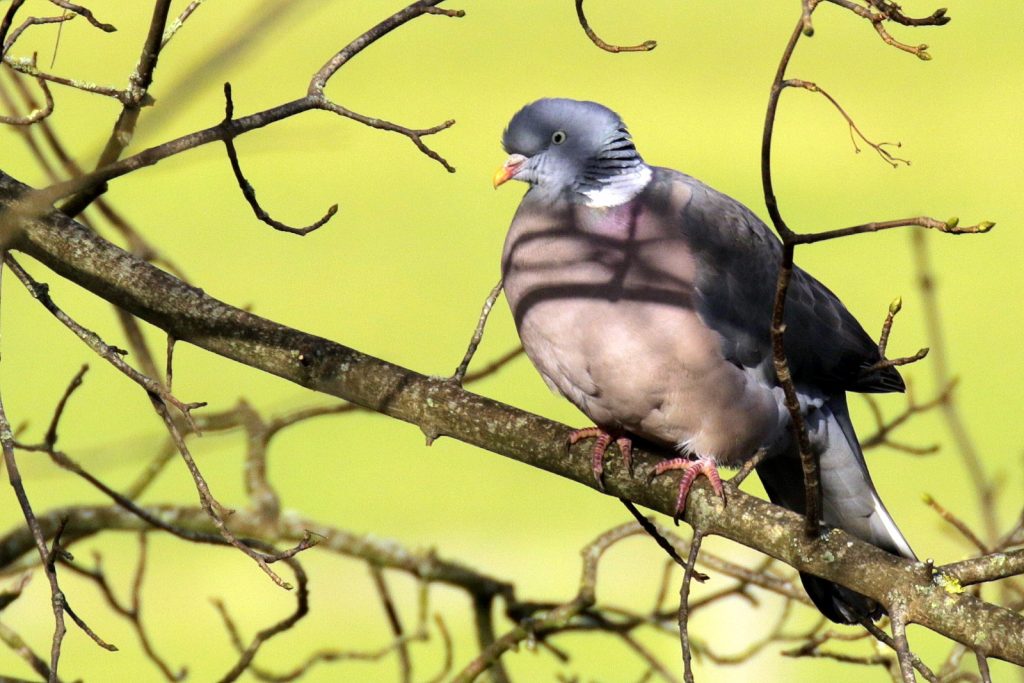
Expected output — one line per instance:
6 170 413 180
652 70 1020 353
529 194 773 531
580 165 653 208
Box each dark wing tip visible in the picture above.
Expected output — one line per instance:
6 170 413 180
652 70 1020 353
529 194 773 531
854 360 906 394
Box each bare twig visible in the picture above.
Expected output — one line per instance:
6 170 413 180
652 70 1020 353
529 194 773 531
860 380 953 453
46 0 115 32
0 254 69 682
58 0 172 217
759 1 990 544
760 14 822 537
889 606 917 683
210 552 308 683
60 535 185 680
21 0 458 218
6 255 205 427
0 56 54 125
784 79 909 167
2 54 127 100
0 618 59 682
975 651 992 683
730 448 768 486
678 530 704 683
370 566 412 683
3 13 73 57
0 0 26 56
923 494 988 553
451 278 504 384
620 499 689 568
574 0 656 53
797 215 993 245
221 82 337 234
911 231 1000 545
859 618 939 682
161 0 207 48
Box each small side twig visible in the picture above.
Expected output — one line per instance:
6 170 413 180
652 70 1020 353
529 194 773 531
923 494 988 553
207 551 308 683
6 255 206 429
859 617 939 682
46 0 115 32
370 566 412 683
0 56 54 126
3 13 73 58
451 278 503 384
160 0 207 48
678 530 704 683
888 606 917 683
574 0 656 53
60 535 185 681
0 0 26 56
784 79 909 167
221 83 337 235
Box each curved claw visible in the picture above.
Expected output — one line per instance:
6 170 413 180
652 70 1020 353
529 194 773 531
651 455 723 525
567 427 633 490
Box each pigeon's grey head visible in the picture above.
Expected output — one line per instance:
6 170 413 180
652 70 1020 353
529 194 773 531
494 98 650 207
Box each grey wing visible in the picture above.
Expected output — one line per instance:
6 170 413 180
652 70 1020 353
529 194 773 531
666 170 903 394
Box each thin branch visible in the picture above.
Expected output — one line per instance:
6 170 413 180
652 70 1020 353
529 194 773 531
308 0 462 93
19 1 459 217
0 254 68 682
3 13 73 57
620 499 688 568
784 78 909 167
860 380 953 453
678 530 704 683
470 594 511 683
2 54 127 100
451 278 504 385
161 0 207 48
0 618 60 682
211 554 308 683
760 13 822 537
0 57 54 126
975 651 992 683
5 255 205 427
46 0 115 32
370 566 412 683
574 0 656 53
221 83 337 235
58 0 172 217
0 0 26 56
923 494 988 553
5 262 317 586
888 606 917 683
856 618 939 682
911 231 1000 545
797 215 993 245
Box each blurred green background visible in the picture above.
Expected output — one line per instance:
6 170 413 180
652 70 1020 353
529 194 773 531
0 1 1021 680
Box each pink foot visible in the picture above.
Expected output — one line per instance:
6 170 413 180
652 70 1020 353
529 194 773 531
651 455 723 524
568 427 633 491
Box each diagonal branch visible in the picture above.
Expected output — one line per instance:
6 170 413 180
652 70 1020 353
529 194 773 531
2 170 1023 664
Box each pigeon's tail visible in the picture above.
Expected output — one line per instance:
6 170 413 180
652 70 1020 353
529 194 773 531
756 394 915 623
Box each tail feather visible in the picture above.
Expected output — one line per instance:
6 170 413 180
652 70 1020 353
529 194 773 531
757 394 914 623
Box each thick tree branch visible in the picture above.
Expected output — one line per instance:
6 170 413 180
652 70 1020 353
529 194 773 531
1 170 1022 664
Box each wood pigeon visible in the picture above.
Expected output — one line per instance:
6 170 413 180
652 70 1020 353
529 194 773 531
494 98 915 623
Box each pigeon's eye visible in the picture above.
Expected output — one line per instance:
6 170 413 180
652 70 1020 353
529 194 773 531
551 130 567 145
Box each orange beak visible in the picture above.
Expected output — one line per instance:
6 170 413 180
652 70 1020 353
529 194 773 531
492 154 527 188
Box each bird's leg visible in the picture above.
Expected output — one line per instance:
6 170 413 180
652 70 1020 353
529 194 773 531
651 455 724 524
567 427 633 490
